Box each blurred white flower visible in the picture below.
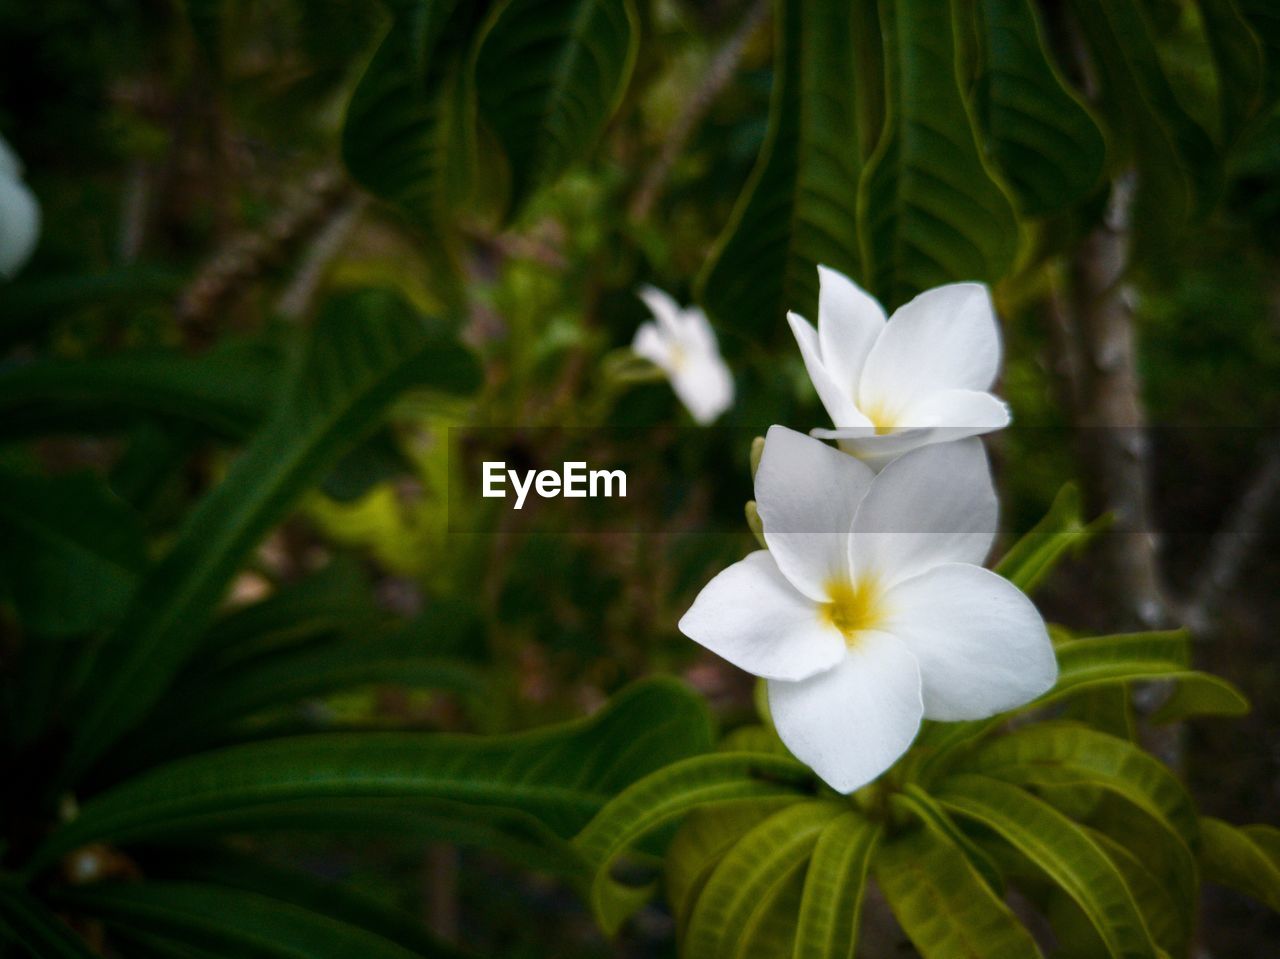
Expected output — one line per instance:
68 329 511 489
0 134 40 281
679 426 1055 793
633 285 733 425
788 266 1009 469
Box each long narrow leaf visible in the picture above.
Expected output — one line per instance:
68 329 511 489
792 812 881 959
938 774 1158 958
1197 817 1280 911
63 290 480 781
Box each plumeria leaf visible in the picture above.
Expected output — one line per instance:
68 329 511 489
699 0 871 336
62 289 481 782
874 818 1043 959
473 0 639 216
938 775 1159 959
34 679 708 875
993 483 1103 594
1237 0 1280 101
858 0 1021 309
1066 0 1218 268
1197 817 1280 912
56 881 437 959
666 803 786 941
681 801 846 959
1197 0 1266 143
0 469 145 636
573 751 813 934
792 812 881 959
0 337 279 441
963 722 1199 842
136 845 468 959
1086 828 1191 958
0 882 97 958
971 0 1107 215
894 784 1005 896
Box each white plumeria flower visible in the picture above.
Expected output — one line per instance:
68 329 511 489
679 426 1055 793
788 266 1010 469
0 133 40 281
633 285 734 425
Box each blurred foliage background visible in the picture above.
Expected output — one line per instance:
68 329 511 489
1 0 1278 956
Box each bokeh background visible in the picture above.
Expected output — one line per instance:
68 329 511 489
1 0 1277 956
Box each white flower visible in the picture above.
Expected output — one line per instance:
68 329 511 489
679 426 1055 792
788 266 1010 469
633 285 734 425
0 134 40 281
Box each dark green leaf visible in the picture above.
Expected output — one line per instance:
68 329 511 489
859 0 1021 308
0 881 97 958
62 290 479 781
35 679 711 873
473 0 639 214
973 0 1107 215
994 483 1104 594
1196 0 1265 142
698 0 870 336
0 470 145 635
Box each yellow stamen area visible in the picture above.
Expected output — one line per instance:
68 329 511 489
819 578 885 646
859 401 897 435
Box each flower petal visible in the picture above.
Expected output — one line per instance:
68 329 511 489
632 321 671 369
897 388 1010 431
787 311 868 428
756 426 875 601
882 563 1056 721
768 630 923 793
679 550 845 681
0 173 40 281
858 283 1000 412
637 284 685 337
850 438 998 584
673 351 734 424
815 265 886 398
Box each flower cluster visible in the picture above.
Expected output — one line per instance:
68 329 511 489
678 267 1056 792
0 133 40 282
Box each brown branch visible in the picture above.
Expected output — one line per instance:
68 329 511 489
1185 433 1280 634
628 0 770 221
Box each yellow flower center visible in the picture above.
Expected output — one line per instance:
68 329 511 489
859 400 897 435
820 578 885 645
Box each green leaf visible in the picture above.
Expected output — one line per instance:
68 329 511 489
874 818 1043 959
964 721 1198 841
972 0 1107 215
993 483 1103 594
1238 0 1280 101
34 679 710 873
698 0 870 336
1067 0 1218 266
141 845 468 958
895 784 1005 895
473 0 639 215
573 751 814 933
0 338 279 441
342 0 472 241
1196 0 1265 143
682 801 845 959
0 882 97 958
63 289 480 781
0 469 145 635
58 881 433 959
858 0 1021 308
1197 817 1280 911
938 774 1158 958
792 812 881 959
665 803 785 939
1086 828 1190 958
